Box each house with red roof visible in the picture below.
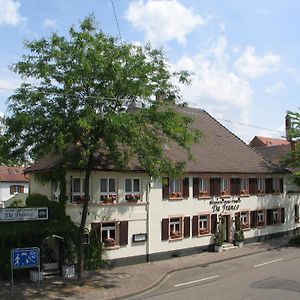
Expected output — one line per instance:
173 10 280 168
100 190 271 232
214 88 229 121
0 166 29 207
25 107 300 267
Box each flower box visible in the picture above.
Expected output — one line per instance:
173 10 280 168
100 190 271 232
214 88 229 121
242 223 249 229
170 231 182 239
199 191 209 198
199 229 209 235
104 238 116 248
101 194 116 203
125 193 141 202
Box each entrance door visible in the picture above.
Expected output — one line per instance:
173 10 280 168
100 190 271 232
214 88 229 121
222 215 230 242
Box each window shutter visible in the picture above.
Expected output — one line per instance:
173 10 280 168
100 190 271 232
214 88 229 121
230 178 240 196
280 178 284 193
210 178 220 196
184 216 190 238
266 209 273 225
250 211 257 228
281 208 285 224
236 178 241 195
192 216 198 236
161 218 169 240
193 178 199 198
162 177 169 199
295 204 299 221
119 221 128 246
20 185 24 193
182 177 189 198
265 178 272 194
10 185 15 195
211 214 217 234
249 178 257 195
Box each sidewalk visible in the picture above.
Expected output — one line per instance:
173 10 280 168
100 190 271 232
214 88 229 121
0 237 291 300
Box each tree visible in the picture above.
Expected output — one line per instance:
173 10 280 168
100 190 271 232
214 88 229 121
286 110 300 185
1 16 201 283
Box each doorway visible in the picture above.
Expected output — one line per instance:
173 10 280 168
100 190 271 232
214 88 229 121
222 215 230 242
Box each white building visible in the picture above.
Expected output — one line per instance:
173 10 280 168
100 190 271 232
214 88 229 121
26 107 300 266
0 166 29 207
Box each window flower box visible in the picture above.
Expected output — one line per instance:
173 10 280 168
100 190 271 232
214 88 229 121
169 192 182 199
242 222 249 229
258 221 265 227
170 231 182 239
199 229 209 235
199 190 209 198
221 190 230 197
101 194 116 203
103 238 116 248
125 193 141 202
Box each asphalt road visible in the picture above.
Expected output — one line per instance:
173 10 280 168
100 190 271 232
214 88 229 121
126 246 300 300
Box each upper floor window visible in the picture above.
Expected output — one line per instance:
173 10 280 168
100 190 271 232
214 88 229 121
10 185 24 195
257 178 265 194
170 178 182 197
100 178 116 203
240 178 249 195
221 178 230 196
272 178 280 194
125 178 141 202
199 178 209 197
72 177 86 202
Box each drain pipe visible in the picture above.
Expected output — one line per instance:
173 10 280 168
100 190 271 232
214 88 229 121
146 176 151 263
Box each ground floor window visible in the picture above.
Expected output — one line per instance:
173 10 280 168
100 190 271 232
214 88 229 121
267 208 285 225
161 217 190 240
169 217 182 239
10 185 24 194
257 210 266 226
240 211 250 229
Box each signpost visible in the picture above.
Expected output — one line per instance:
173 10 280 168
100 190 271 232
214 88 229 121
0 207 48 222
11 247 40 286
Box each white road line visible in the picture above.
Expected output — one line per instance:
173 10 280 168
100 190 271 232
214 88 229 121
254 258 283 268
174 275 220 288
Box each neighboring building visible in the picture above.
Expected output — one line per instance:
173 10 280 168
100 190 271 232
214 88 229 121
25 107 300 266
0 166 29 207
249 136 290 148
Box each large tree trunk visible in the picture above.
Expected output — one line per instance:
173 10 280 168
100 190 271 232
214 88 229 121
77 156 93 284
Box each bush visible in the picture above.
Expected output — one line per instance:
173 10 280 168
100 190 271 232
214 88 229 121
214 222 224 246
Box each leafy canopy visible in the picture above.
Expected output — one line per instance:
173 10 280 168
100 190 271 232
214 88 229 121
2 15 201 178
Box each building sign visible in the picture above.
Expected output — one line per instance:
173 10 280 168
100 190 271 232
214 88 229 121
0 207 48 222
132 233 147 242
210 197 241 213
11 247 40 269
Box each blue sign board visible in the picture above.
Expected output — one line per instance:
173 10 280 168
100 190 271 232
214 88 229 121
11 247 40 269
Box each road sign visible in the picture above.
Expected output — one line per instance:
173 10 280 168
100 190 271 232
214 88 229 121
11 247 40 269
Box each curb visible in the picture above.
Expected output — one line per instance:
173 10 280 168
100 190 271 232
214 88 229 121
110 243 287 300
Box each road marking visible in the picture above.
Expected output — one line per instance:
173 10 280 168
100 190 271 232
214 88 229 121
254 258 283 268
174 275 220 288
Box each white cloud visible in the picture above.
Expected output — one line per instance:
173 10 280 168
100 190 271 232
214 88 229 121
42 18 57 29
219 22 226 32
126 0 206 45
234 46 281 79
0 0 24 26
265 81 285 94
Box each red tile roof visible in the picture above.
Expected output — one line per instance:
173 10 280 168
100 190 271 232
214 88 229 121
0 166 29 182
25 107 286 175
249 136 290 147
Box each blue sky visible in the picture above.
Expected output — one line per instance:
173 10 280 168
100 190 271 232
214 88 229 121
0 0 299 143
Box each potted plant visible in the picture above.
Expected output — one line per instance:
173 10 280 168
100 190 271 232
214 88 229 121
103 238 116 247
234 218 244 248
62 238 77 278
214 222 224 252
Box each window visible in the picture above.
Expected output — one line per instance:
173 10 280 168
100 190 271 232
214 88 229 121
257 178 265 194
267 208 284 225
240 178 249 195
101 222 116 247
240 212 249 229
72 177 86 202
169 217 182 239
170 178 182 198
10 185 24 195
257 210 265 226
272 178 280 193
100 178 116 203
199 178 209 197
125 178 141 201
199 215 210 235
221 178 230 195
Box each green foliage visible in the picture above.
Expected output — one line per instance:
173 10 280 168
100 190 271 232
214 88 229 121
234 217 244 242
83 229 103 270
8 198 26 207
289 235 300 246
214 222 224 246
0 194 78 279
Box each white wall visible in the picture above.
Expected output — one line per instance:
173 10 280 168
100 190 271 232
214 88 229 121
0 181 29 203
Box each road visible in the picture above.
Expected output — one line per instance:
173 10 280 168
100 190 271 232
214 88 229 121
125 246 300 300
